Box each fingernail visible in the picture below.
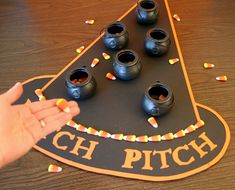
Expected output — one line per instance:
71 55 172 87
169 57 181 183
14 82 21 87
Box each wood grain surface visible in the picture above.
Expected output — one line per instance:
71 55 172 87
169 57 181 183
0 0 234 189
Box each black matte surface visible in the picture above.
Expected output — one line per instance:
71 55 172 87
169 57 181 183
16 76 229 180
42 0 198 136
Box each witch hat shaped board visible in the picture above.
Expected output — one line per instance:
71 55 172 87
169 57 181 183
16 0 230 181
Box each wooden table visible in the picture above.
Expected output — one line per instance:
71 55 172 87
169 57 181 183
0 0 234 189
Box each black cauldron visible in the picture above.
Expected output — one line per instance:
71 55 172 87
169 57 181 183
103 22 129 50
113 49 142 80
65 68 97 100
142 81 174 116
136 0 159 25
144 28 171 56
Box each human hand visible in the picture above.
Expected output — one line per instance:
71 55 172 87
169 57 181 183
0 82 80 168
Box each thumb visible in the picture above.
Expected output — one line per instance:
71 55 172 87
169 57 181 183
1 82 23 104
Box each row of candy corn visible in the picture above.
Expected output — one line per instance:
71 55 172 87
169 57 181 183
66 118 205 143
203 63 228 82
34 90 205 143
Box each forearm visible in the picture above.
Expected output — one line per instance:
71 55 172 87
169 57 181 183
0 148 4 169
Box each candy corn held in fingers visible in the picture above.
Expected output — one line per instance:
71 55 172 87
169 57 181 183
35 89 46 101
106 73 116 80
91 58 100 67
56 99 70 113
48 164 62 173
76 46 85 54
148 117 158 128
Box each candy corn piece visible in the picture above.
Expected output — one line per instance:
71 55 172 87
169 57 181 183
85 20 95 25
76 46 85 54
203 63 215 69
102 52 111 60
169 58 179 65
106 72 116 80
76 124 87 132
91 58 100 68
136 135 148 143
148 135 161 142
123 135 136 142
56 99 70 113
148 117 158 128
173 14 181 21
159 95 166 100
111 134 124 141
161 133 174 140
48 164 62 173
194 120 205 129
34 89 46 101
67 120 77 128
184 124 196 134
87 127 99 136
98 130 111 138
216 76 227 82
174 130 186 138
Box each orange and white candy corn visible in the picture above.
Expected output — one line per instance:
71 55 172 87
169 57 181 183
76 46 85 54
67 120 77 128
98 130 111 138
148 135 161 142
48 164 62 173
148 117 158 128
184 124 196 134
161 133 174 140
169 58 179 65
194 120 205 129
76 124 87 132
102 52 111 60
174 130 186 138
173 14 181 21
85 20 95 25
216 76 227 82
106 72 116 80
91 58 100 67
87 127 99 136
111 134 124 141
203 63 215 69
35 89 46 101
56 99 70 113
136 135 148 142
123 135 136 142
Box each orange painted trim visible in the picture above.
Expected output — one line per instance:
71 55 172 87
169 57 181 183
40 3 137 91
164 0 201 121
39 0 201 123
21 75 230 181
33 102 230 181
22 75 56 85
